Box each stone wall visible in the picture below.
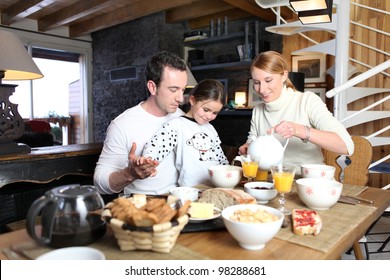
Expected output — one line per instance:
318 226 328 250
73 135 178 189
91 12 282 143
91 13 186 142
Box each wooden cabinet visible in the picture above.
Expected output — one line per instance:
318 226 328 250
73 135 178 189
0 143 115 233
0 143 103 187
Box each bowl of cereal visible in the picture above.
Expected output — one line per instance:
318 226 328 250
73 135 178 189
221 204 284 250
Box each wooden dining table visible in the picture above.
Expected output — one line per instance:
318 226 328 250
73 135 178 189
0 183 389 260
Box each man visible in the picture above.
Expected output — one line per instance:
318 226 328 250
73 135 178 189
94 51 188 195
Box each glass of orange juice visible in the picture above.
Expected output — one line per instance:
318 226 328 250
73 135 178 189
241 156 258 182
270 164 296 215
255 168 268 181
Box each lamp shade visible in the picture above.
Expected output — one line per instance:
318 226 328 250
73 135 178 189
186 65 197 88
182 59 197 88
290 0 328 12
235 92 246 108
298 0 333 24
0 30 43 81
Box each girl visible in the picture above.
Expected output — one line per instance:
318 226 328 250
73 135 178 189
142 79 228 187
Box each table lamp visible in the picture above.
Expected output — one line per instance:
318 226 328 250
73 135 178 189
235 92 246 108
0 30 43 155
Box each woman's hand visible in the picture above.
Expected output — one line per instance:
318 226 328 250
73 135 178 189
238 143 249 155
268 121 297 139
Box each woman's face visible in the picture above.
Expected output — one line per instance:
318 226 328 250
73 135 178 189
251 67 288 103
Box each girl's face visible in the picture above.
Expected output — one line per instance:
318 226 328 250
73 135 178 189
187 96 223 125
251 67 288 103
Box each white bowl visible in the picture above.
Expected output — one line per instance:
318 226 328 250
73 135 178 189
244 182 277 204
170 187 199 202
208 165 242 189
36 247 105 260
301 164 335 179
221 204 283 250
296 178 343 210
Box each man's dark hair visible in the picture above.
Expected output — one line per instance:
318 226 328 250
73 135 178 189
146 51 187 87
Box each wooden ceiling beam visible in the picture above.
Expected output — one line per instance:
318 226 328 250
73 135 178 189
1 0 56 25
37 0 137 32
166 0 233 23
68 0 196 37
222 0 276 22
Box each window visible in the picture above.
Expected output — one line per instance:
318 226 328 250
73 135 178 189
11 49 79 118
2 29 92 145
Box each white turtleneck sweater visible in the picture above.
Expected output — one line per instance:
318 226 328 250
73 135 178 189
247 86 354 168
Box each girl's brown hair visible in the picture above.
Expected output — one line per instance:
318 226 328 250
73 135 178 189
250 51 296 90
189 79 225 105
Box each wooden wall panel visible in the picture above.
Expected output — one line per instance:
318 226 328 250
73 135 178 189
281 0 389 188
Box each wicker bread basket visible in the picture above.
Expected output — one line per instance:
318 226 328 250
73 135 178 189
102 206 189 253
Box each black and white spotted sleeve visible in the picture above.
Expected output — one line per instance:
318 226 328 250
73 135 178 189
142 122 179 162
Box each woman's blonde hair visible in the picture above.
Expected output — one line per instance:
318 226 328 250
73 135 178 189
250 51 296 90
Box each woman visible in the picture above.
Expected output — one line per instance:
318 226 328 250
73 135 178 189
239 51 354 170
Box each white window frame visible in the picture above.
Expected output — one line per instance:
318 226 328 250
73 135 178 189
0 27 93 144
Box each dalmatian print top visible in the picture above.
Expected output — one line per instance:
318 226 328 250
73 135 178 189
142 116 228 186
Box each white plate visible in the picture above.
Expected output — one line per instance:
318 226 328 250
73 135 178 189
36 247 105 260
189 212 221 223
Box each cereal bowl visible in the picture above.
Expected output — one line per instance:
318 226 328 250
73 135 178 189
170 187 199 202
208 165 242 189
221 204 283 250
301 164 336 179
296 178 343 210
244 181 277 204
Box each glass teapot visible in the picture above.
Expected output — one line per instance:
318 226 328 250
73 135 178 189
26 184 106 248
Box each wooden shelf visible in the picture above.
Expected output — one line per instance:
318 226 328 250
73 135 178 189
184 32 245 47
190 60 251 71
218 109 252 116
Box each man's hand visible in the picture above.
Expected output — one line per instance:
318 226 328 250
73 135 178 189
127 142 159 179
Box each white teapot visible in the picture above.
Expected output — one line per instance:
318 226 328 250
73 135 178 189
246 132 289 170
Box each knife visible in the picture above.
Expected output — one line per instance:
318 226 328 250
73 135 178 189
341 195 373 204
338 196 360 205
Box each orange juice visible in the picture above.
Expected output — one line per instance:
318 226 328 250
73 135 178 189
255 169 268 181
242 162 258 178
273 172 294 193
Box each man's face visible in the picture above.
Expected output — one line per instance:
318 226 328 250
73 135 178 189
154 66 187 114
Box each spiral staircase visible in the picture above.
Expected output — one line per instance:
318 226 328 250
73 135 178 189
256 0 390 188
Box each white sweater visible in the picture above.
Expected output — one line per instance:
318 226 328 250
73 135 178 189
143 116 228 187
94 103 184 195
248 87 354 168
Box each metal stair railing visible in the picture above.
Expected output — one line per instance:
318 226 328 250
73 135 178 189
262 0 390 181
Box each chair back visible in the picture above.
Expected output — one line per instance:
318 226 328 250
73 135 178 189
26 120 51 133
221 144 239 165
323 136 373 186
